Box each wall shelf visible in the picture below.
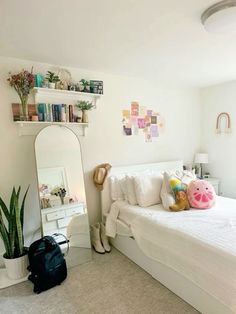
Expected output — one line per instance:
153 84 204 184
15 121 88 136
33 87 102 107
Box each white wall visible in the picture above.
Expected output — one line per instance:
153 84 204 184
201 81 236 198
0 56 201 256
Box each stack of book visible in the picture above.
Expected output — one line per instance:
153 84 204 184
37 104 80 123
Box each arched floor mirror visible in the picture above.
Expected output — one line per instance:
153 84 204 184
35 125 92 267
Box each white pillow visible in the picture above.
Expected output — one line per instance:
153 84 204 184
160 172 175 210
125 175 138 205
134 173 163 207
109 175 125 201
119 177 128 201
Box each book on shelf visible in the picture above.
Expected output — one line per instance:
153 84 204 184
36 103 80 123
12 103 84 123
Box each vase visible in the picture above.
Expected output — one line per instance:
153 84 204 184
77 110 83 123
82 110 88 123
20 98 29 121
3 253 29 280
60 196 64 205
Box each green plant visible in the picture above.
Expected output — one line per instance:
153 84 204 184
76 101 94 111
80 79 90 88
45 71 60 83
0 186 29 259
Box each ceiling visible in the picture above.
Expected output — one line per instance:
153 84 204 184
1 0 236 87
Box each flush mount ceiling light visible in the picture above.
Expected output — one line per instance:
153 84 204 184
201 0 236 33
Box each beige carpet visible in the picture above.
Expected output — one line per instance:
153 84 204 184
0 248 199 314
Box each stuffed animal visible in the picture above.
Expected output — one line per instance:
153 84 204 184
169 177 190 211
187 180 216 209
169 191 190 211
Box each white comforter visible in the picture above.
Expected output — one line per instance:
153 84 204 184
106 196 236 313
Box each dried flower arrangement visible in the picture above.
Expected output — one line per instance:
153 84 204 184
51 187 67 205
8 69 34 120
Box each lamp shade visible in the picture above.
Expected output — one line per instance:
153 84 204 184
194 153 209 164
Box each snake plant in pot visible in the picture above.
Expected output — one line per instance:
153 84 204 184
0 186 29 280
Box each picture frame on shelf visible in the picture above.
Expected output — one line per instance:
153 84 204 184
12 103 37 121
90 80 103 94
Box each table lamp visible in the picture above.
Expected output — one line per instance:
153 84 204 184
194 153 208 179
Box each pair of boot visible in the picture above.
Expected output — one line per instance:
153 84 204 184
91 222 111 254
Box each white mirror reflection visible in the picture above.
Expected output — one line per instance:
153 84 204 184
35 125 91 267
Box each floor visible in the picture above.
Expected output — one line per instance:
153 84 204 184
66 247 92 268
0 248 199 314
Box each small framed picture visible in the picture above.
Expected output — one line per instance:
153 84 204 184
90 80 103 94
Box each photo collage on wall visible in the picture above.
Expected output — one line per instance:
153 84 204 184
122 102 165 142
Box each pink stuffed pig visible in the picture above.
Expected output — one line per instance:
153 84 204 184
187 180 216 209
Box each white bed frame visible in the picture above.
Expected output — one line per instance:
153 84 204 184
101 160 231 314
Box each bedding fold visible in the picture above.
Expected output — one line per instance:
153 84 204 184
107 196 236 313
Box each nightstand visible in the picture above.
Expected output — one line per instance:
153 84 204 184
204 177 220 195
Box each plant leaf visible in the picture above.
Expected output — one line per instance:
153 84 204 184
16 186 21 199
0 210 12 258
14 189 23 256
20 185 29 231
0 196 10 222
9 187 16 255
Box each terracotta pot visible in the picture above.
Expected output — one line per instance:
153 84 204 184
3 253 29 280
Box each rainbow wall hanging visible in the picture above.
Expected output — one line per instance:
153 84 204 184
216 112 231 134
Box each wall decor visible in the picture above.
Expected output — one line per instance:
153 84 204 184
56 68 72 90
122 101 165 142
12 103 37 121
216 112 231 134
90 80 103 94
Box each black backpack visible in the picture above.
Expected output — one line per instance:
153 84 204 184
28 235 67 293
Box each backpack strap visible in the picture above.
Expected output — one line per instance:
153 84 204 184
52 233 70 257
43 236 57 250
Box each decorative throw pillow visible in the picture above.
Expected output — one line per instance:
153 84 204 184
125 175 138 205
187 180 216 209
160 170 196 210
109 175 125 201
134 173 163 207
119 177 128 201
160 172 176 210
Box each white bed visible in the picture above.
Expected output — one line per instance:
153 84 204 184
101 160 236 314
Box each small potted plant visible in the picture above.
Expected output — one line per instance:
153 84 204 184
75 101 94 123
0 186 29 280
8 69 34 121
79 79 90 92
51 187 66 205
45 71 60 89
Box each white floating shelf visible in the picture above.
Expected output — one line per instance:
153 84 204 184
33 87 102 107
15 121 88 136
